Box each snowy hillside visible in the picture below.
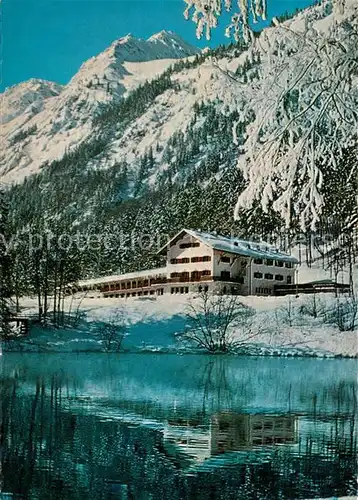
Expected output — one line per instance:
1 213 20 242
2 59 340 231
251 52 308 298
1 2 356 188
0 79 63 125
0 1 353 186
10 293 358 357
0 31 200 182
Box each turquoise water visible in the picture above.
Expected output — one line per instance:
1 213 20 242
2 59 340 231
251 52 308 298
1 354 357 499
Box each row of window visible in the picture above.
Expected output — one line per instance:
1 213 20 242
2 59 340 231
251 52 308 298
171 287 189 294
254 272 292 284
104 288 164 298
179 242 200 249
170 270 211 279
170 256 211 264
255 287 273 295
172 285 210 294
253 258 293 268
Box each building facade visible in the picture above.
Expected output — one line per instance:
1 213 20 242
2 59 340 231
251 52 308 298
73 229 298 298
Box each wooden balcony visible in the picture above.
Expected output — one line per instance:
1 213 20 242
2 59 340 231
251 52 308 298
100 274 245 293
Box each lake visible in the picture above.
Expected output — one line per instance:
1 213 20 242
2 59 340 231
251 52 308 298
1 353 357 499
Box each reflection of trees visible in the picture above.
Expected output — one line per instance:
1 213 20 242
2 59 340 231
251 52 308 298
300 381 357 417
1 368 357 500
2 374 82 499
196 357 254 417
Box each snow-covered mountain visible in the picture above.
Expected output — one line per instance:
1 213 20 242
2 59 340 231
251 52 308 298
0 31 200 182
0 1 356 189
1 79 62 125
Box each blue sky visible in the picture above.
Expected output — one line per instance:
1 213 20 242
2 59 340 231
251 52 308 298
2 0 317 91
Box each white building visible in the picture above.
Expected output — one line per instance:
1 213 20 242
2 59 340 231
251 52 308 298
74 229 298 297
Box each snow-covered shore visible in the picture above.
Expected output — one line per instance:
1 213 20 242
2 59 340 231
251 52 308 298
4 292 357 358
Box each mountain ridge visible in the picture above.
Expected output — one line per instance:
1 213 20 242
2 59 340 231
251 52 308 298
0 30 201 183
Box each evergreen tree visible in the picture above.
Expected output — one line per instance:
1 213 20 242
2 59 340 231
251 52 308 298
0 188 12 338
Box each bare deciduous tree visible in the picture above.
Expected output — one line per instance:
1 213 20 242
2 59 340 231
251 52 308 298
98 311 127 352
300 293 328 320
183 290 264 353
330 296 358 332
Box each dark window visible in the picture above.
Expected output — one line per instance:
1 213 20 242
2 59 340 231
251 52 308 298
191 256 211 263
221 256 231 263
185 287 189 293
285 262 293 268
275 261 284 267
254 272 263 279
287 275 292 284
179 242 200 249
221 271 231 280
266 259 274 266
171 288 174 294
264 273 273 280
202 270 211 276
275 275 284 281
171 257 190 264
254 258 263 264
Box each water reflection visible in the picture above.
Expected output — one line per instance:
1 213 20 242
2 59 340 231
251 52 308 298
1 354 357 499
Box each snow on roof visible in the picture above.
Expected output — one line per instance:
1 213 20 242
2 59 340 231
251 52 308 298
159 229 298 263
78 267 167 288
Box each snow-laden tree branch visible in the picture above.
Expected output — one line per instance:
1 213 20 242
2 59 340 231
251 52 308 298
184 0 348 41
235 6 358 229
185 0 357 231
184 0 267 42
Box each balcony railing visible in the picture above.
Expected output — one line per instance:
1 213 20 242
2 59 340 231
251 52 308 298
101 275 245 292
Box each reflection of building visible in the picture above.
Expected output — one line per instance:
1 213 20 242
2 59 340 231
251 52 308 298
163 421 212 463
162 412 298 465
211 413 298 455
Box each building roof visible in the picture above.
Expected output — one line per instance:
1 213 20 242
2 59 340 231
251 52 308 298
158 229 298 264
77 267 167 288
